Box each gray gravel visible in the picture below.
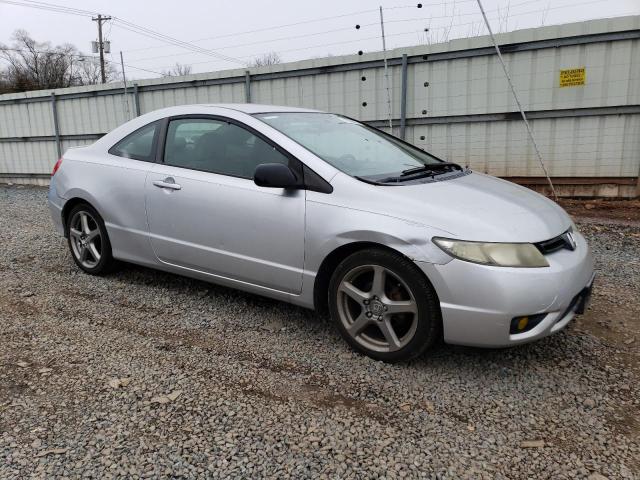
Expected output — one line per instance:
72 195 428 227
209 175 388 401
0 185 638 479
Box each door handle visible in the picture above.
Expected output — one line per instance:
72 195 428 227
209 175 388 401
153 178 181 190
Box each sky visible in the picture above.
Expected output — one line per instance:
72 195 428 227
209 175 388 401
1 0 639 80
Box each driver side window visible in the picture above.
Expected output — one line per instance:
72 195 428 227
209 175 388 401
163 118 290 178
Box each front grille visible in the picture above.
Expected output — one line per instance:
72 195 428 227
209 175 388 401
535 229 576 255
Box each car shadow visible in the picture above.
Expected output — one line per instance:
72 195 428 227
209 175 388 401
104 261 595 371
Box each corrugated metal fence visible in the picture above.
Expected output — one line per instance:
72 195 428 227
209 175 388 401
1 16 639 196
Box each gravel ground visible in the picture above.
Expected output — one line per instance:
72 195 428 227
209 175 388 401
0 185 638 479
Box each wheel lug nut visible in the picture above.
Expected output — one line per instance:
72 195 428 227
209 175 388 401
366 312 372 318
364 299 369 305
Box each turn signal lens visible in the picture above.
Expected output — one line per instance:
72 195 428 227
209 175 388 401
432 237 549 268
52 157 63 176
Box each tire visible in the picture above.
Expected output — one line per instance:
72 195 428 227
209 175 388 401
328 248 441 363
65 203 116 275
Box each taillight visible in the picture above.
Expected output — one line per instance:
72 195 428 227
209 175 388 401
52 157 63 176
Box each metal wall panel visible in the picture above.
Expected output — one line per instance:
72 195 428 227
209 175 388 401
0 140 57 174
0 138 96 175
405 114 640 178
0 100 54 137
57 94 130 135
0 16 639 194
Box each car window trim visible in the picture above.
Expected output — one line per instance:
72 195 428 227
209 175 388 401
158 114 304 182
108 120 161 163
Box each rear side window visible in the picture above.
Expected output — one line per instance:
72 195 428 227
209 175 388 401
163 118 290 179
109 121 159 162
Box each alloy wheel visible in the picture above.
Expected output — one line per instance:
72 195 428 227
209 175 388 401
336 264 419 353
69 210 102 269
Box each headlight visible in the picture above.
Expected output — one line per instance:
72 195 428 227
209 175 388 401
432 237 549 267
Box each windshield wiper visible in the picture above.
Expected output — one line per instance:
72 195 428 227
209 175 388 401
400 162 463 177
357 162 466 185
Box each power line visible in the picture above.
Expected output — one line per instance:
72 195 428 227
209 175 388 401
126 18 433 64
0 0 95 17
122 0 604 66
150 30 426 72
111 18 247 66
0 0 247 67
121 0 480 54
137 0 609 72
0 47 165 77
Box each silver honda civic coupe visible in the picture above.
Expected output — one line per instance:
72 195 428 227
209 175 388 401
48 104 595 362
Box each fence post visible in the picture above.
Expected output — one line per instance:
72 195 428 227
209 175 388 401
244 71 251 103
400 54 408 140
133 83 141 117
50 92 62 158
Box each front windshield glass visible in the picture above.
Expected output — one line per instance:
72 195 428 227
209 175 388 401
254 112 441 178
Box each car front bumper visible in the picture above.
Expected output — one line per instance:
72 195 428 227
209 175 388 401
418 231 595 347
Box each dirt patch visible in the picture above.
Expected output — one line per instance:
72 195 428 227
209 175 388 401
559 198 640 226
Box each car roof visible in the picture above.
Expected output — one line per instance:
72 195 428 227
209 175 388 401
202 103 322 114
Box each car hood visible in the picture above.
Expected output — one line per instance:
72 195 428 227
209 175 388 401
336 172 571 243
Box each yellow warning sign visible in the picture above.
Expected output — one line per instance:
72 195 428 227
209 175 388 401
559 67 586 87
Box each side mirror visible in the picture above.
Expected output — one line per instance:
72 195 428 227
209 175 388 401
253 163 300 189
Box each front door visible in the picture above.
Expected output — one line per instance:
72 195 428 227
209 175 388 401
144 116 305 294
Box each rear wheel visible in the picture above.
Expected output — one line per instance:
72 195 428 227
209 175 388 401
66 204 115 275
328 248 441 362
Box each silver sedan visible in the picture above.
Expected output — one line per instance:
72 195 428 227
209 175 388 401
48 104 595 362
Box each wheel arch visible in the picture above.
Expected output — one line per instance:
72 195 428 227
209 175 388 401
61 196 99 236
313 241 438 316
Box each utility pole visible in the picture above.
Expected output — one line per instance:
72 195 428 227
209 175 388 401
379 6 393 130
92 14 112 84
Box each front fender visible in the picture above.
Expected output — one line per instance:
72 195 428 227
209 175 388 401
304 199 452 275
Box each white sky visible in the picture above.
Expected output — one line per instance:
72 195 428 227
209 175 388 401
2 0 639 79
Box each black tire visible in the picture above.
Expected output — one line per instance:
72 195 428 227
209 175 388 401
328 248 441 363
65 203 116 275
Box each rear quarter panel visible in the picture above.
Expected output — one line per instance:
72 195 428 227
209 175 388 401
54 149 156 266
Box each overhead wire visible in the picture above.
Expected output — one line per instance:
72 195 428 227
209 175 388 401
120 1 480 54
0 0 627 78
0 47 166 77
0 0 247 66
110 18 247 66
0 0 95 17
138 0 612 73
122 0 607 68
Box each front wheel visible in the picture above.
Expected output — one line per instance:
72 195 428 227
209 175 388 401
328 248 441 362
66 203 115 275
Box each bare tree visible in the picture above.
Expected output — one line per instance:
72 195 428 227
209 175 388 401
161 62 193 77
74 57 118 86
0 69 11 95
250 52 282 67
0 30 117 93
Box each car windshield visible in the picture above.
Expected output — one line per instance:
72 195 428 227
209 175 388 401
254 112 441 178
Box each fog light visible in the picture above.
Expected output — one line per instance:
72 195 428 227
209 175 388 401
517 317 529 330
510 313 546 334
